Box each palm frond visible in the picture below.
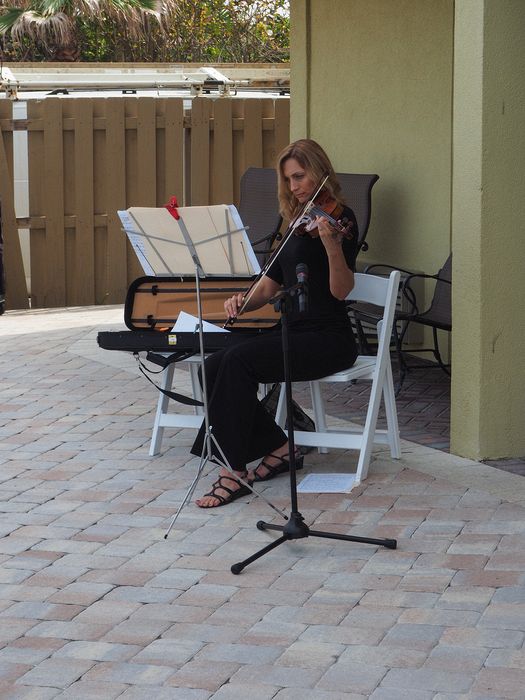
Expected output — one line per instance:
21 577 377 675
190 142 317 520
3 8 76 49
108 0 156 10
0 7 25 33
0 0 167 42
40 1 69 15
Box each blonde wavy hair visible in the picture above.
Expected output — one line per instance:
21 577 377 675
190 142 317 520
276 139 344 221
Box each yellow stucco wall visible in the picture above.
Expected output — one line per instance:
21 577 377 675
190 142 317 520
451 0 525 459
291 0 453 276
291 0 525 459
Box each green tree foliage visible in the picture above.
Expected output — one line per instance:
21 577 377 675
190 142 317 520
0 0 290 62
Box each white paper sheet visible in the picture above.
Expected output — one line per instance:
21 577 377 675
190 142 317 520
118 210 155 275
172 310 229 334
297 473 356 493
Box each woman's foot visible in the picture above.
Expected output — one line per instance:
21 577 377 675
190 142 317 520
251 443 304 482
195 468 252 508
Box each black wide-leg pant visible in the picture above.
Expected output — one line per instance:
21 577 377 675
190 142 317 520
190 325 357 471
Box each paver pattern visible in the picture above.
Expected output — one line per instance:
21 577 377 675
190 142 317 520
1 306 525 698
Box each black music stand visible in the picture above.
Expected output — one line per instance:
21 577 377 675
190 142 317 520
135 208 290 537
230 275 397 575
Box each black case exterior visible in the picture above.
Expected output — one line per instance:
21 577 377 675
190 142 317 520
97 275 279 353
97 327 269 353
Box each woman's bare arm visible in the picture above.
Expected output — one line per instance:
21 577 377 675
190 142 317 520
316 217 355 300
224 275 281 319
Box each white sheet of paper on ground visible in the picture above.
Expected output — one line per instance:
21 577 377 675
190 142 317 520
297 473 356 493
172 310 229 333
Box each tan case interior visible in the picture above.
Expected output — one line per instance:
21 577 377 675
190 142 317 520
124 276 280 330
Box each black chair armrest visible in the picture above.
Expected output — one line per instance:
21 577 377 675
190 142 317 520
363 263 415 276
362 264 420 315
401 272 451 315
403 271 452 286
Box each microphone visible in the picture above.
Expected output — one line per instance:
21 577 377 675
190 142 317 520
296 263 309 314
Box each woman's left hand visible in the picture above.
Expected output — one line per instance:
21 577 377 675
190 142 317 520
315 216 343 251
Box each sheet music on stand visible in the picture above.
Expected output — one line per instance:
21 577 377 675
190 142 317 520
118 204 260 277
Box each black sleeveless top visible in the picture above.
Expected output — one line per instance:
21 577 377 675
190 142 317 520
265 205 359 330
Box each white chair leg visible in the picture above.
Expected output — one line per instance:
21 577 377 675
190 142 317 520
150 363 175 456
258 383 270 399
383 361 401 458
275 383 287 428
355 367 387 483
310 381 328 454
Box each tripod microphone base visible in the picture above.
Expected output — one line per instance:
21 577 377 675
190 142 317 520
229 274 397 576
278 511 309 539
230 514 397 574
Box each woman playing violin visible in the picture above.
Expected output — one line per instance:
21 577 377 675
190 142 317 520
192 139 359 508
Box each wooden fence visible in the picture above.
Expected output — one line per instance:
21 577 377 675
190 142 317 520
0 96 289 309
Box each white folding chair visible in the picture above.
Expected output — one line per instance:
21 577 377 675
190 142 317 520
275 271 401 485
149 357 270 456
149 356 204 456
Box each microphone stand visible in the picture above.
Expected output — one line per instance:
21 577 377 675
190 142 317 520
230 275 397 575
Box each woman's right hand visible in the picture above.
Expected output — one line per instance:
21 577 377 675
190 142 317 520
224 292 245 319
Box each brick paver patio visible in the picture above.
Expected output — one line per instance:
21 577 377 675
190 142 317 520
1 305 525 698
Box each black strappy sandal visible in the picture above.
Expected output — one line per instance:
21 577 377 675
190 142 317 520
197 474 253 508
253 450 304 482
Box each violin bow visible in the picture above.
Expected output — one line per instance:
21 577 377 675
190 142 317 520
224 173 330 326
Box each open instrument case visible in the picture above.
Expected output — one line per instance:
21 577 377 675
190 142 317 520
97 275 280 353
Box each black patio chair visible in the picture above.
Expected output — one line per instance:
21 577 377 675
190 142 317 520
350 254 452 393
238 167 282 266
336 173 379 254
238 167 379 265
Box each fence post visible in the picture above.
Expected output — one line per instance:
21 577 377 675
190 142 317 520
0 103 28 311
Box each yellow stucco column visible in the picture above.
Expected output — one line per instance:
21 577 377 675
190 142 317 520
451 0 525 459
290 0 310 137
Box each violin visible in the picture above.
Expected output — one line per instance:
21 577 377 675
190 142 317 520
294 189 354 239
